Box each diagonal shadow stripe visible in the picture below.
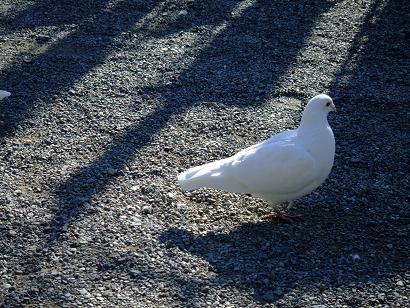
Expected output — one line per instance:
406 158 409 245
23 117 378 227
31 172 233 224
0 0 160 138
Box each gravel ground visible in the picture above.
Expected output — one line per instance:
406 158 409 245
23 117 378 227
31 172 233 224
1 0 409 307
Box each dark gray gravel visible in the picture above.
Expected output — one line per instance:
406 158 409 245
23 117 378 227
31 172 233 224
1 0 409 307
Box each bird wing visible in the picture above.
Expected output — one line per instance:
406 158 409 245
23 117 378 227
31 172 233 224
230 133 320 195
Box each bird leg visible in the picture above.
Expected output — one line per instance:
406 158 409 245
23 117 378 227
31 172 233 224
261 201 302 223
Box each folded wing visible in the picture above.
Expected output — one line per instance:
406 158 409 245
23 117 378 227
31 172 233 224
231 138 319 195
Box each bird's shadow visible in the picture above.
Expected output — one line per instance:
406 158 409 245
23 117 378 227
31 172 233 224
158 205 409 304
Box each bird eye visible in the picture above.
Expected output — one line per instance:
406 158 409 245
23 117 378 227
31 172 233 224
326 102 331 107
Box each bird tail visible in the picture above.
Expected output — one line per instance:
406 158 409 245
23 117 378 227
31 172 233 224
177 159 230 192
0 90 11 100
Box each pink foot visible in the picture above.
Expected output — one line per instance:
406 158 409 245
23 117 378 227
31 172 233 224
261 211 302 223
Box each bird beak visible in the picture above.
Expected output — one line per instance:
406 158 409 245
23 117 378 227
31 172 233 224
331 103 336 112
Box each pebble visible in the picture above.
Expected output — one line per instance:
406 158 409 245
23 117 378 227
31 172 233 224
23 55 32 63
143 185 155 194
107 167 117 175
142 205 152 214
79 288 89 295
167 192 175 199
22 138 33 145
396 280 404 286
3 283 12 289
351 253 361 261
176 203 186 210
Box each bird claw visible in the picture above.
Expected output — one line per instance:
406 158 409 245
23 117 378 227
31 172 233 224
261 211 302 223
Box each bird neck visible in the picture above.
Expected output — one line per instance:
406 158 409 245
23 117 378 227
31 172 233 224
297 111 335 179
298 111 329 134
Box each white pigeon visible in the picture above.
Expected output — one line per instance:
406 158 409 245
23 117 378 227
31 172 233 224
0 90 11 100
178 94 336 222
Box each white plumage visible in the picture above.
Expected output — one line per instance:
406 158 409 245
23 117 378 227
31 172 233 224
178 94 336 206
0 90 11 100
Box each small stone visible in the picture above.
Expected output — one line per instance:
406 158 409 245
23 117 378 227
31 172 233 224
79 288 88 295
396 280 404 286
3 283 12 289
131 216 141 226
142 205 152 214
143 185 155 194
351 253 360 261
130 185 139 192
23 56 32 63
107 167 117 175
22 138 33 145
167 192 175 199
178 9 188 16
8 230 17 236
386 243 393 249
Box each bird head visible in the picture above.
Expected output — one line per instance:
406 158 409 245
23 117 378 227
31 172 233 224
299 94 336 129
306 94 336 114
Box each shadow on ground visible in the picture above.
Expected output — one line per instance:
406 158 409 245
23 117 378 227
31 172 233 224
158 210 408 304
